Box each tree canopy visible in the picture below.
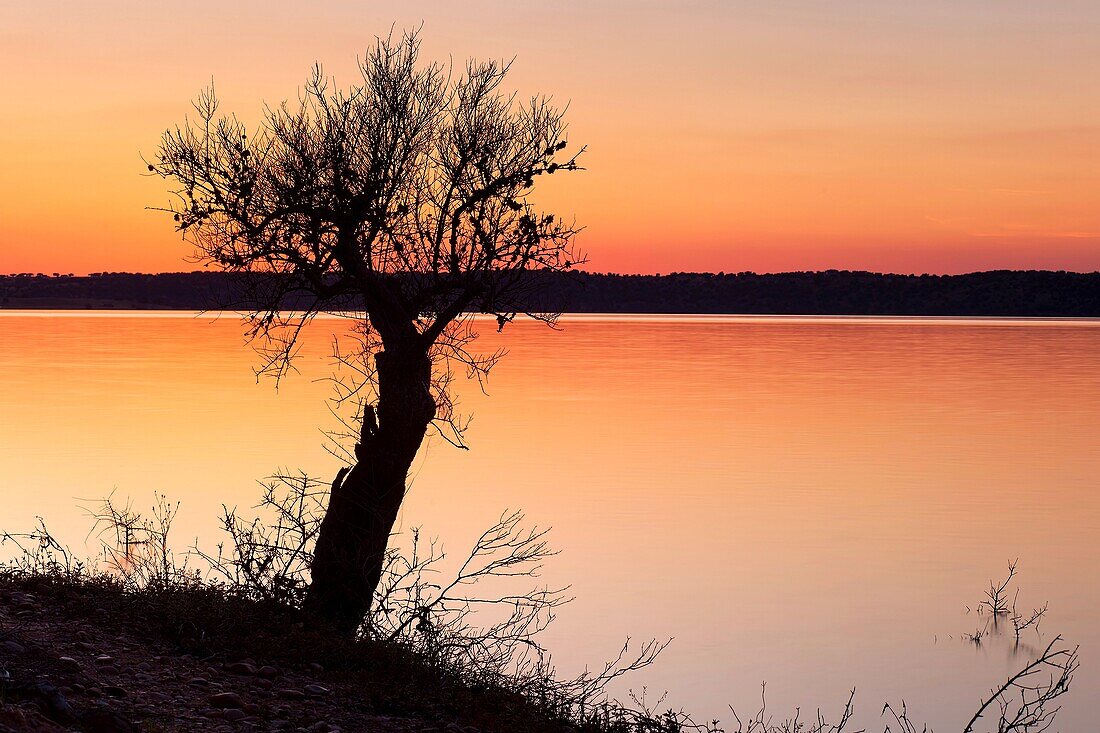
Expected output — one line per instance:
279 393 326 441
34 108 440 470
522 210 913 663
152 30 584 432
149 30 586 634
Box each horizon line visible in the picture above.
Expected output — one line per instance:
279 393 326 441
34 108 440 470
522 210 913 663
4 268 1100 279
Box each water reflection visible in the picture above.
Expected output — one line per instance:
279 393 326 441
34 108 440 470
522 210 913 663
0 312 1097 729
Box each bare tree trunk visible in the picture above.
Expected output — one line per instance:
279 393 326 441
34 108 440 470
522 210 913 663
303 345 436 636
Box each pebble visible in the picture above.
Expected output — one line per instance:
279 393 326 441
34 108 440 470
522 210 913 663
208 692 246 709
304 684 330 697
227 661 258 676
257 665 279 678
1 640 26 655
59 656 82 671
276 689 305 700
81 704 134 733
94 655 114 665
222 709 247 721
103 685 128 698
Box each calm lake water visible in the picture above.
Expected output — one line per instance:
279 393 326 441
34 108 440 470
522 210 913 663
1 312 1098 729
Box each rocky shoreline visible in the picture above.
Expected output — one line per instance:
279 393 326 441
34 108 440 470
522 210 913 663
0 578 518 733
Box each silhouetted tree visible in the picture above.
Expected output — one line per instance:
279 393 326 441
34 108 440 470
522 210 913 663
150 30 584 635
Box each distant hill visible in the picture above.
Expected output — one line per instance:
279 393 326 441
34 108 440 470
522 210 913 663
2 270 1099 316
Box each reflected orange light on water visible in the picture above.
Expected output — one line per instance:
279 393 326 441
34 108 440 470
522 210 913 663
0 312 1098 727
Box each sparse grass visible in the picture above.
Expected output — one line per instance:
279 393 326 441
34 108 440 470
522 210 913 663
0 569 636 733
1 497 673 733
0 509 1083 733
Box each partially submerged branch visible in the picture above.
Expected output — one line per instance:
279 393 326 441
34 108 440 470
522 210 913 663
963 636 1079 733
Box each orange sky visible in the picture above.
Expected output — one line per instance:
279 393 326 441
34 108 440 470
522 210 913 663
2 1 1100 275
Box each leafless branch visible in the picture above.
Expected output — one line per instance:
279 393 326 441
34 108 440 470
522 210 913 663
963 636 1078 733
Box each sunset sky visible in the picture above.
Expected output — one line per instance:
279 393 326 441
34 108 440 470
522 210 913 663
2 1 1099 275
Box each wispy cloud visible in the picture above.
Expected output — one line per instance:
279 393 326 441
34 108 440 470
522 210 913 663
966 230 1100 239
924 216 1100 239
943 127 1100 146
946 188 1053 196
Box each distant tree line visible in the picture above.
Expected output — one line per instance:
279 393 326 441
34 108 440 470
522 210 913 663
2 269 1100 316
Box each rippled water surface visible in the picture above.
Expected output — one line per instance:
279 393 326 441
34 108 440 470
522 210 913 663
1 312 1098 728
